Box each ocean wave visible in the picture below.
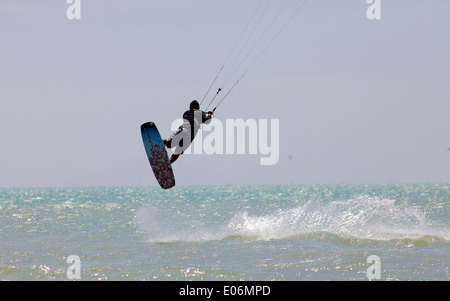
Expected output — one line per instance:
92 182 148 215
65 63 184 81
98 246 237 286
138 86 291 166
226 196 449 242
222 232 449 248
136 195 449 245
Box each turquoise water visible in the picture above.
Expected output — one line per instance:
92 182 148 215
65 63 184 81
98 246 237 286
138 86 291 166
0 185 448 280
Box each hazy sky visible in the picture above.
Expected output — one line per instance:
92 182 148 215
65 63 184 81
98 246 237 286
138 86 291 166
1 0 449 188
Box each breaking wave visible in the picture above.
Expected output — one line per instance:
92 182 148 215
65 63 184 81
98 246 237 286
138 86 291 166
135 195 449 246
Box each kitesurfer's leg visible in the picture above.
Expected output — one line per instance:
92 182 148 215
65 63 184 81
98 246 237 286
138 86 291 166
163 139 172 148
164 126 183 149
170 153 180 164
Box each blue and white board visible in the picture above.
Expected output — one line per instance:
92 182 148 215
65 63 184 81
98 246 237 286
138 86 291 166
141 122 176 190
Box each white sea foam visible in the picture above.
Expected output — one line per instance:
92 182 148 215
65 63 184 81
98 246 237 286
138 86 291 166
136 195 449 243
228 196 448 241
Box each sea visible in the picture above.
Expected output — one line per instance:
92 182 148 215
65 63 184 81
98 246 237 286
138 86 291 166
0 184 448 281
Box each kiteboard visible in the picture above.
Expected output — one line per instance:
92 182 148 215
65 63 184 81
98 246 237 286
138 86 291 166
140 122 176 190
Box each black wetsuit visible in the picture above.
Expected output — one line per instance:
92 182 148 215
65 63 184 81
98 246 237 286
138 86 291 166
166 109 212 153
182 109 213 142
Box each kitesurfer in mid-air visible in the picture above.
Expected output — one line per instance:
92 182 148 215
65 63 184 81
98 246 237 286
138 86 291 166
163 100 214 164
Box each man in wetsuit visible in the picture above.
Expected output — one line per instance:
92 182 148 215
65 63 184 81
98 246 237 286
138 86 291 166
163 100 214 164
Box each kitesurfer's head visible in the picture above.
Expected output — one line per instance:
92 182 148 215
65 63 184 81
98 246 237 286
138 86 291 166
190 100 200 110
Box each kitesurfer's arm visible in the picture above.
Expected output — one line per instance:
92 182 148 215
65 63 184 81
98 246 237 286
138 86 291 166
203 111 214 125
